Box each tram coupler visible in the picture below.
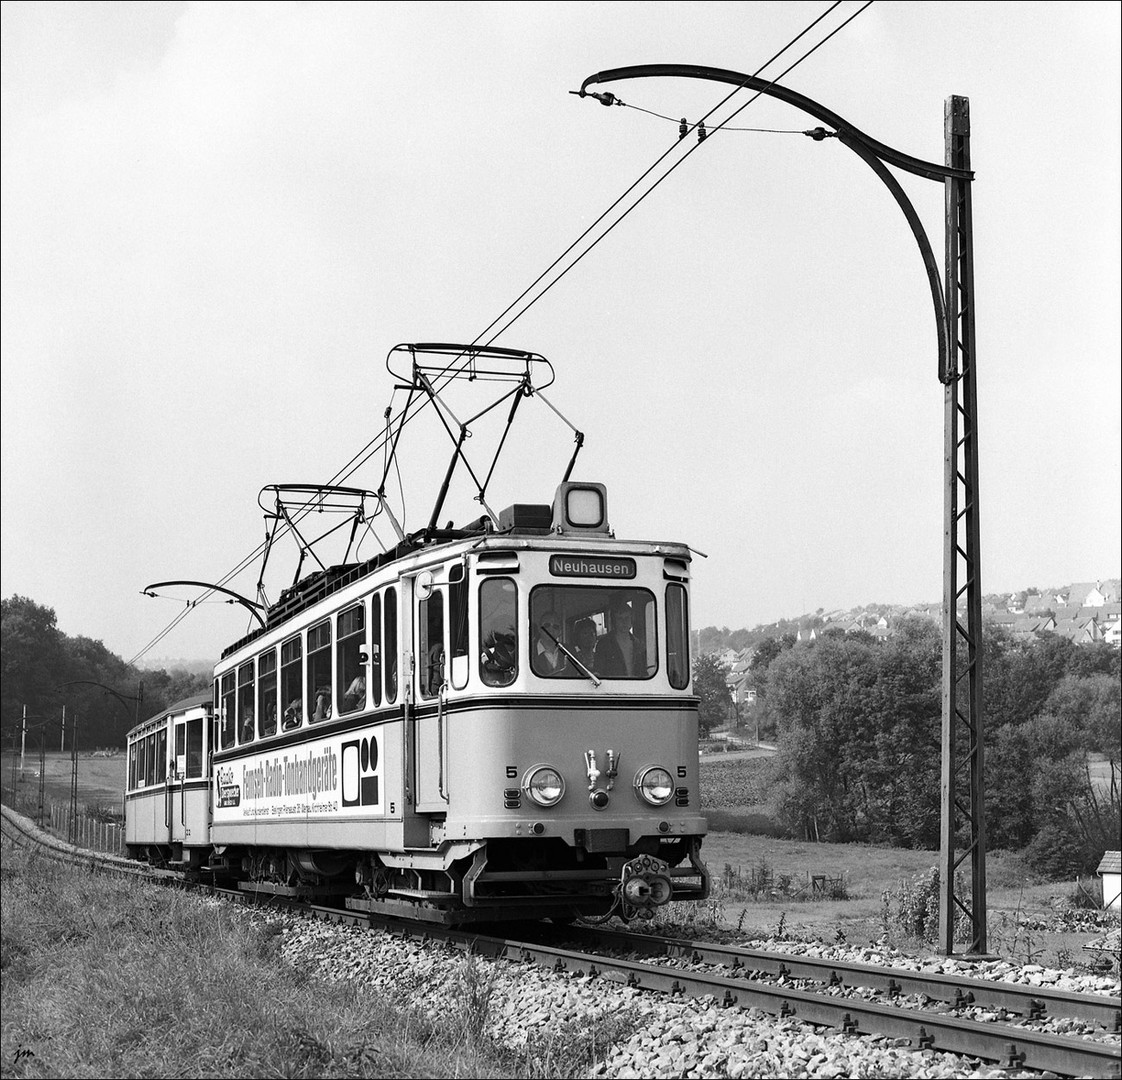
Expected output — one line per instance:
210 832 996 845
619 852 673 920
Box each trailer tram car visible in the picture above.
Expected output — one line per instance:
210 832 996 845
125 693 213 863
127 346 709 923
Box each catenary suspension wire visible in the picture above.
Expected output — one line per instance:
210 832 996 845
128 2 859 668
621 99 809 134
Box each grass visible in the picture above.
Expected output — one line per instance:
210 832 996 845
0 840 519 1079
684 833 1121 971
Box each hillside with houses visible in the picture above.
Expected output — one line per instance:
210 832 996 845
700 579 1121 703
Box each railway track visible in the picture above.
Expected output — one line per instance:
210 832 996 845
4 804 1120 1077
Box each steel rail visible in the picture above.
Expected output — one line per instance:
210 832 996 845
358 923 1120 1078
301 911 1121 1078
562 925 1121 1030
4 806 1118 1077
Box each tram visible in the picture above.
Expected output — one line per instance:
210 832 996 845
127 344 710 923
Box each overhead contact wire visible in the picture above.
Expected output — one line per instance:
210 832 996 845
129 1 858 667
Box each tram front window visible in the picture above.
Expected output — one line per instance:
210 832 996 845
529 586 657 680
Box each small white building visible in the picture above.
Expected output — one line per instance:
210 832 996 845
1097 850 1121 911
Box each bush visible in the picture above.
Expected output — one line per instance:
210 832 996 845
1023 821 1089 880
881 866 969 944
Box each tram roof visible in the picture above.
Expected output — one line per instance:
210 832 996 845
128 691 212 738
217 523 691 664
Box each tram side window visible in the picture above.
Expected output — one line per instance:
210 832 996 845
175 724 186 777
337 604 366 715
128 743 136 789
238 661 255 744
385 587 398 704
449 568 469 690
480 578 518 687
146 733 156 785
418 589 445 700
281 636 302 729
666 584 691 690
307 621 332 722
156 729 168 783
370 593 383 708
258 650 278 736
220 672 236 749
186 717 204 778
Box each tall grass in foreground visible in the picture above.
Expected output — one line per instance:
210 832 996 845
0 841 514 1079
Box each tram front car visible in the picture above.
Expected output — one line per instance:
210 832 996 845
401 481 709 921
211 481 709 923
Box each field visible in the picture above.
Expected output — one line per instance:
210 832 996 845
1 750 126 817
693 753 1119 970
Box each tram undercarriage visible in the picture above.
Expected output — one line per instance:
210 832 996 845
137 835 710 924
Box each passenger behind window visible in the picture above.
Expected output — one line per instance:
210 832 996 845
312 685 332 722
535 615 566 675
343 673 366 712
241 708 255 743
481 630 516 685
261 700 277 736
595 603 643 678
569 618 598 673
282 699 302 730
426 645 445 696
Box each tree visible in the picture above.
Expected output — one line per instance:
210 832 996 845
691 654 731 735
2 593 214 748
765 621 942 847
749 637 783 674
1 596 65 735
1041 674 1121 761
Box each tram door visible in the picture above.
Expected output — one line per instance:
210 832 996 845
169 719 187 845
412 572 450 813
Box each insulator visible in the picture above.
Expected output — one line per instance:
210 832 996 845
697 121 707 142
679 118 688 140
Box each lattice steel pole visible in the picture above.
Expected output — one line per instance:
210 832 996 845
574 65 988 956
939 95 986 955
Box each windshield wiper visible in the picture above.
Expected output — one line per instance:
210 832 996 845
542 628 601 688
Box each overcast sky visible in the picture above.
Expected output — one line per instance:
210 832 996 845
2 1 1119 665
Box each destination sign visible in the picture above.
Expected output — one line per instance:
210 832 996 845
549 554 636 579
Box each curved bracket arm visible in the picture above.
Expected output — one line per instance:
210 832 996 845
143 580 267 628
579 63 971 373
579 65 972 181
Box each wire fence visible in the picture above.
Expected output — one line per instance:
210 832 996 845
0 780 125 855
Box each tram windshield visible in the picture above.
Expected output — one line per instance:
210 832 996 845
529 586 656 680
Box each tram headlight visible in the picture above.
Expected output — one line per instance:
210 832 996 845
522 765 565 807
634 766 674 807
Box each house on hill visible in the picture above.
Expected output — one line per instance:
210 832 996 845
1052 618 1103 645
